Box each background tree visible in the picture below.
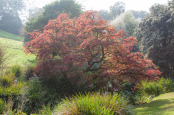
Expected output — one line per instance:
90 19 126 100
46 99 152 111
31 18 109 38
135 0 174 77
110 2 125 19
24 0 82 43
99 10 112 20
25 11 161 91
0 0 24 34
110 11 139 37
130 10 148 20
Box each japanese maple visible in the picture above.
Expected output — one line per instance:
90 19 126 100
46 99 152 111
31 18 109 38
24 11 161 90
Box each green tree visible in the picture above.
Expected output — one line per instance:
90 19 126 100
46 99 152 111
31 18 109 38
110 2 125 19
0 0 24 34
135 1 174 77
111 11 139 36
24 0 82 43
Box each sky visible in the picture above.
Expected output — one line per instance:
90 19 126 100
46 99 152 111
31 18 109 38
31 0 168 12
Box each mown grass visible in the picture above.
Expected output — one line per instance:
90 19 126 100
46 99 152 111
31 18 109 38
134 92 174 115
0 30 24 41
0 37 35 67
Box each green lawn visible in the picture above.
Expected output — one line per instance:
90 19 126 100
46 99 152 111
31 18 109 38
134 92 174 115
0 37 35 67
0 30 24 41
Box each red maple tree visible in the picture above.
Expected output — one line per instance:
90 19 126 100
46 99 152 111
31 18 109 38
25 11 161 90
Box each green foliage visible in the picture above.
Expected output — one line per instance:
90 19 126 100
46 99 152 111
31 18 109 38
55 92 132 115
9 65 22 78
23 63 36 80
0 0 24 35
23 78 46 114
0 30 24 41
24 0 82 43
110 2 125 19
135 77 174 104
0 73 15 87
0 98 4 114
37 105 52 115
111 11 139 36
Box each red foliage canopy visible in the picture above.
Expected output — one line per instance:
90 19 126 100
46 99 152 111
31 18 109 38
25 11 161 89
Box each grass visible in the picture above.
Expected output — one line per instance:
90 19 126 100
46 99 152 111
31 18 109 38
0 37 35 67
0 30 24 41
134 92 174 115
54 92 132 115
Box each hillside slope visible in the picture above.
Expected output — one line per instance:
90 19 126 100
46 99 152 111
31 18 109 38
134 92 174 115
0 37 35 67
0 30 24 41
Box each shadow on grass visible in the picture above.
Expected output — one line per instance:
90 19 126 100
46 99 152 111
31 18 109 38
134 99 174 115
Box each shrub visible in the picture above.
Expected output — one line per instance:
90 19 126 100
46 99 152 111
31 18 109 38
134 77 174 104
23 76 78 114
0 98 4 114
10 65 22 78
0 73 15 88
54 92 132 115
23 64 36 80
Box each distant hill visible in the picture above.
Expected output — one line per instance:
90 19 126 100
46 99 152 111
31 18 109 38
0 30 24 41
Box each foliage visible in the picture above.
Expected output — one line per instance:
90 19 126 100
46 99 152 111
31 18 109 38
25 11 161 91
0 98 4 114
0 73 15 88
23 63 36 80
23 76 76 114
54 92 132 115
110 2 125 19
23 78 46 114
37 105 52 115
99 10 113 20
0 0 24 34
130 10 148 20
24 0 82 43
9 65 22 78
111 11 139 36
134 77 174 104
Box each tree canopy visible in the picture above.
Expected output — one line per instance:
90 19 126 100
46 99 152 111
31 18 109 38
0 0 24 34
135 0 174 77
24 0 82 43
25 11 161 90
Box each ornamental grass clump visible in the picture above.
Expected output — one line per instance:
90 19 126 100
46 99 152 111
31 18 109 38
54 92 132 115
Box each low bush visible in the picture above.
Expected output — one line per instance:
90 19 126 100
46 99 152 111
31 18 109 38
134 77 174 104
0 73 15 87
0 98 4 114
54 92 132 115
23 64 36 80
10 65 22 78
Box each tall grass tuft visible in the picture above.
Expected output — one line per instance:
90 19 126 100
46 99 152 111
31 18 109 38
54 92 132 115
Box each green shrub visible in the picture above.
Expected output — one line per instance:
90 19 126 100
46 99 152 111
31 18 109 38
23 64 36 80
0 98 4 114
135 77 174 104
10 65 22 78
54 92 132 115
23 75 77 114
138 77 173 96
0 73 15 87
